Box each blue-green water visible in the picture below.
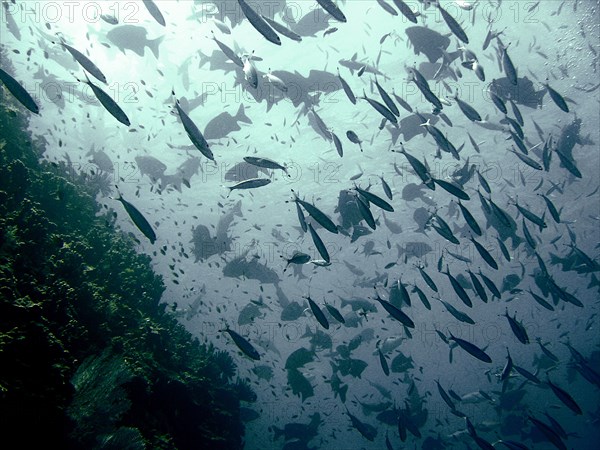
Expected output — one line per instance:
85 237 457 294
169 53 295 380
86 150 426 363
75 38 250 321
2 1 599 449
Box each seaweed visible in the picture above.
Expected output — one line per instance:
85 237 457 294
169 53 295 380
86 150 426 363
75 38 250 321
0 50 244 449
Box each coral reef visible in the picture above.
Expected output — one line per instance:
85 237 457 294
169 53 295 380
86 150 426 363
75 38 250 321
0 55 245 449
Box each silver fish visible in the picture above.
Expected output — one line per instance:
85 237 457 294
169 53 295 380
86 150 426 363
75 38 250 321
243 56 258 88
142 0 165 26
79 73 129 125
437 3 469 44
243 157 288 175
0 67 39 114
237 0 281 45
211 32 243 67
227 178 271 196
59 40 107 84
316 0 347 23
113 190 156 243
174 92 213 160
261 15 302 42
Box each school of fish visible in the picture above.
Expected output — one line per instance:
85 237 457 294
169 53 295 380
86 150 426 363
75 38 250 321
1 0 599 449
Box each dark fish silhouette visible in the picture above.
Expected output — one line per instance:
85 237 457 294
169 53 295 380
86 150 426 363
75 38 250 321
490 76 546 109
405 26 451 63
100 14 118 25
196 0 286 27
339 54 387 77
261 15 302 42
226 178 271 196
136 155 201 191
554 118 594 166
210 32 244 68
308 108 333 141
0 67 39 114
87 147 114 173
280 301 305 321
135 155 167 183
223 255 280 285
190 201 242 262
272 413 321 442
200 49 239 74
106 25 164 58
221 327 260 360
316 0 347 22
437 3 469 44
388 113 438 143
287 368 314 401
396 241 433 259
177 93 209 114
307 296 329 329
224 162 269 182
346 407 377 441
273 69 341 107
58 40 107 84
290 9 331 36
233 68 337 112
204 104 252 140
237 0 281 45
3 2 21 40
78 73 130 126
32 67 65 109
448 332 492 363
142 0 166 26
113 190 156 244
190 224 217 262
174 92 213 160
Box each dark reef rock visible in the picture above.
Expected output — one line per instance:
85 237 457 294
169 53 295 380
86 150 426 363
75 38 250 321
0 52 245 450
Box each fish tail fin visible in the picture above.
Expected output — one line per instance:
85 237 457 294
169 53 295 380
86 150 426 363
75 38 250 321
232 200 243 217
265 98 274 113
329 360 338 373
588 273 600 289
197 49 210 70
447 50 462 61
162 175 181 192
301 325 312 339
148 35 164 59
339 385 348 402
111 185 122 201
235 103 252 124
78 70 91 85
